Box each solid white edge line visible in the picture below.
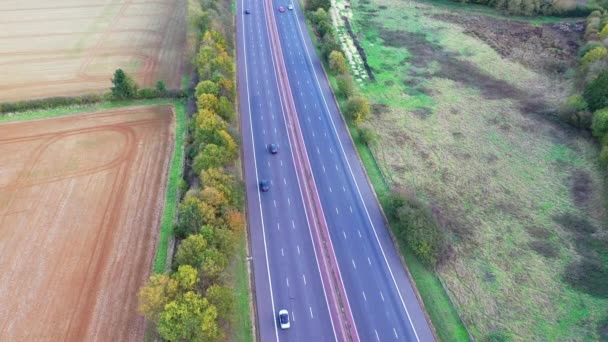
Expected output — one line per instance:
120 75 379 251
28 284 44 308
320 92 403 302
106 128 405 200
291 5 421 341
262 2 338 341
241 3 280 341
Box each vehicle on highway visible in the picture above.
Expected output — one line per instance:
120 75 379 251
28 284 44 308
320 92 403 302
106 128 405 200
269 143 279 154
259 180 270 192
278 309 290 329
278 6 285 12
245 9 250 14
288 4 293 10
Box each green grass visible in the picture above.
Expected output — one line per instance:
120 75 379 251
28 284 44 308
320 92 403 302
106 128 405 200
306 18 469 340
337 0 608 339
228 231 254 342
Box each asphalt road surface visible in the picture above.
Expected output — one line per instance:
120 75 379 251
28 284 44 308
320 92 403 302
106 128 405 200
271 1 436 341
237 0 338 340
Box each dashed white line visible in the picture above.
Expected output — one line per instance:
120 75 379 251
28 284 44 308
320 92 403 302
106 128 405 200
329 147 333 154
336 207 339 214
358 230 362 238
262 129 265 135
343 186 346 192
286 277 289 287
362 291 367 302
273 200 277 208
393 328 398 339
368 257 372 265
309 307 314 318
349 206 353 213
352 259 356 269
380 291 385 302
375 329 380 341
283 178 287 185
297 245 300 255
291 220 295 229
267 161 270 167
322 165 326 173
316 146 320 154
287 198 291 206
343 231 347 239
280 159 283 166
277 223 280 231
292 311 296 322
336 164 339 171
329 186 332 193
302 274 307 285
281 248 284 256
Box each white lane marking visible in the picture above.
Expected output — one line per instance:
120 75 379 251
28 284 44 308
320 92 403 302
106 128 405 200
286 277 289 287
309 307 314 318
281 248 284 256
265 9 337 340
284 177 287 185
349 206 353 213
362 291 367 302
277 223 280 231
329 186 332 193
358 230 362 238
375 329 380 341
288 197 291 206
262 129 265 135
322 165 326 173
292 311 296 322
343 231 347 239
394 328 398 339
318 115 321 121
380 291 385 302
268 161 271 167
329 147 333 153
368 257 372 265
280 159 283 166
352 259 356 269
241 9 279 340
291 220 295 229
302 274 307 285
336 164 339 171
307 116 311 122
273 200 277 208
336 207 339 214
343 186 346 192
297 245 300 255
294 12 420 341
316 146 320 154
312 131 315 137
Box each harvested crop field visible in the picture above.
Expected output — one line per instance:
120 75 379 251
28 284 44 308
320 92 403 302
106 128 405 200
0 105 175 341
0 0 186 102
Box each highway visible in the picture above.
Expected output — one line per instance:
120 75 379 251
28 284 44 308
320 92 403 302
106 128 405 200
271 1 436 341
236 0 339 340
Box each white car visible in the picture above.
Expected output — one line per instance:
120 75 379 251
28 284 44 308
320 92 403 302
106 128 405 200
278 309 290 329
288 4 293 10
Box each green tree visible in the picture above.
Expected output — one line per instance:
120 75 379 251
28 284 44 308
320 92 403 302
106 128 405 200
201 168 239 206
175 197 205 238
305 0 330 11
198 93 219 113
584 70 608 112
592 108 608 137
358 125 377 146
345 96 371 125
175 235 209 269
336 74 355 98
581 47 607 68
599 24 608 39
217 96 234 122
206 285 234 325
173 265 199 292
193 144 230 172
157 292 220 342
329 50 348 74
200 225 235 255
311 8 328 25
200 248 228 289
138 274 178 323
111 69 138 99
194 109 227 148
156 80 167 93
196 80 218 97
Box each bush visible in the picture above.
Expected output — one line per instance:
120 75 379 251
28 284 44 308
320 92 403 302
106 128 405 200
599 24 608 39
156 80 167 93
137 88 158 99
336 74 355 98
386 191 446 268
345 96 371 125
560 95 592 129
358 125 377 146
592 108 608 137
305 0 330 11
329 50 348 74
599 145 608 165
111 69 138 99
564 257 608 298
578 42 604 58
583 70 608 112
0 94 103 114
581 47 608 68
196 80 218 97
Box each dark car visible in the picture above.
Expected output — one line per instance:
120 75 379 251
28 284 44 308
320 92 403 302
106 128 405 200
269 143 279 154
260 180 270 192
278 6 285 12
245 9 250 14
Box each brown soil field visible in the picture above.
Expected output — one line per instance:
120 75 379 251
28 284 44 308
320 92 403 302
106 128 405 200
0 105 175 341
0 0 186 102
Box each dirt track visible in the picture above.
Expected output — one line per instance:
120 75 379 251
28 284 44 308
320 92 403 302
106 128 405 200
0 0 186 102
0 105 175 341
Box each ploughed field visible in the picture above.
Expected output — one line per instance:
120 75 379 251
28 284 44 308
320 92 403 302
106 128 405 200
0 0 186 102
0 105 175 341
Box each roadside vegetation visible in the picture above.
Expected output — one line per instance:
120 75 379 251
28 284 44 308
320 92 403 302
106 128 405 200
307 0 608 339
138 0 253 341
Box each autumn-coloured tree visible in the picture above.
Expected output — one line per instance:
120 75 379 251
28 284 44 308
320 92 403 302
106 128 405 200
201 186 228 210
157 291 220 342
175 235 209 269
329 50 348 74
217 78 235 101
206 285 234 326
197 93 219 113
138 274 178 323
225 209 244 233
217 96 234 122
195 80 218 97
345 96 371 125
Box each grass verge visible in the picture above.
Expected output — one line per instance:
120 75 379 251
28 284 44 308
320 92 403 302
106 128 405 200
305 16 469 341
227 231 254 342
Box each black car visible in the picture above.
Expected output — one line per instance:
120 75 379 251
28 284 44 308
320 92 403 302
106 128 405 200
259 180 270 192
245 9 250 14
269 143 279 154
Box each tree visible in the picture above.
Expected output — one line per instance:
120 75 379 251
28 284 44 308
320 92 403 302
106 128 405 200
599 24 608 39
200 225 235 255
206 285 234 325
217 96 234 122
138 274 178 323
305 0 330 11
311 8 328 25
358 125 377 146
156 80 167 93
194 110 227 148
200 248 228 289
581 47 607 68
175 235 209 269
584 70 608 112
336 74 355 98
345 96 371 125
201 168 239 206
196 80 218 97
111 69 138 99
175 197 205 238
217 78 235 101
201 186 228 209
193 144 230 172
217 129 238 158
173 265 199 292
592 108 608 137
225 209 244 233
198 93 219 113
329 51 348 74
157 291 220 342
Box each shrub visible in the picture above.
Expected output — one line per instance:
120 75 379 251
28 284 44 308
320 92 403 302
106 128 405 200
137 88 158 99
175 234 209 268
592 108 608 137
217 96 234 122
305 0 330 11
329 50 348 74
196 80 218 97
387 191 446 268
358 125 378 146
111 69 138 99
581 47 607 68
599 145 608 165
156 80 167 93
564 257 608 298
336 74 355 98
599 24 608 39
0 94 103 114
175 197 206 238
345 96 371 125
583 70 608 111
578 42 604 58
197 93 219 113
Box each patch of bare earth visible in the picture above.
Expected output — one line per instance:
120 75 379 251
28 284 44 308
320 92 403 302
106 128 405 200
0 0 187 102
0 105 175 341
